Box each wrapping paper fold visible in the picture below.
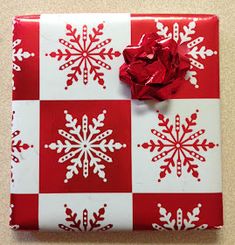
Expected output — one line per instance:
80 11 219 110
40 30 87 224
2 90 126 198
10 13 222 231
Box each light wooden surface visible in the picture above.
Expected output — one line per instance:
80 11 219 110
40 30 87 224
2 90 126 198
0 0 235 244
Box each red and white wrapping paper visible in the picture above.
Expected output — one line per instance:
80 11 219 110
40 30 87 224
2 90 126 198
10 14 222 231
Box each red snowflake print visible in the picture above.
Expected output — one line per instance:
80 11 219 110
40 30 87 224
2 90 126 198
59 203 113 232
138 110 218 182
11 111 33 182
46 22 121 90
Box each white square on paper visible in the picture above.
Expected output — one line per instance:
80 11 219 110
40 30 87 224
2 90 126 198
11 100 39 193
40 14 131 100
39 193 133 231
131 99 222 193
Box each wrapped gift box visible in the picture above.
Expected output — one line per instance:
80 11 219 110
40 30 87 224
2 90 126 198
10 13 222 231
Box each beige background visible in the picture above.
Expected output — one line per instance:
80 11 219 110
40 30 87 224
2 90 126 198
0 0 235 244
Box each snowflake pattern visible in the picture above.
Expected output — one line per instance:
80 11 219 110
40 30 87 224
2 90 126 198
152 203 208 231
59 203 113 232
155 18 217 88
46 22 121 90
11 111 33 182
12 21 35 90
45 109 126 183
9 204 20 230
138 110 218 182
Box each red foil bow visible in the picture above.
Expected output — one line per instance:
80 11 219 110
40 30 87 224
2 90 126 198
119 33 190 100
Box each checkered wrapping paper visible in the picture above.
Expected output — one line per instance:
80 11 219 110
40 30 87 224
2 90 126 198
10 14 223 231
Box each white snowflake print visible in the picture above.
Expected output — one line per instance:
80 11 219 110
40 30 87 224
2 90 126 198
155 18 217 88
9 204 19 230
46 22 121 90
138 110 218 182
12 20 35 90
45 109 126 183
152 203 208 231
59 203 113 232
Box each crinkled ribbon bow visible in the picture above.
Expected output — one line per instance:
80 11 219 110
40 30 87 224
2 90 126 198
119 33 190 100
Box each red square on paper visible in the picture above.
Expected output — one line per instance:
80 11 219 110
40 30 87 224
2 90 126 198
10 194 38 230
40 100 131 193
12 16 39 100
131 14 219 99
133 193 223 230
